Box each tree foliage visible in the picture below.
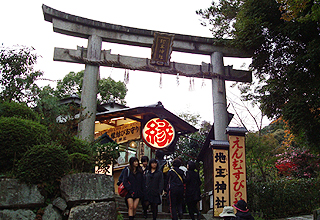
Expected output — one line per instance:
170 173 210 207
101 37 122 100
33 85 84 147
0 46 42 103
55 70 128 105
172 112 211 163
198 0 320 152
0 101 39 121
246 132 281 182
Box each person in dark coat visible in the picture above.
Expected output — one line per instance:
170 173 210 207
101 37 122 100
141 156 149 218
185 161 202 220
156 150 168 194
232 200 255 220
144 158 164 220
123 157 144 220
167 158 185 220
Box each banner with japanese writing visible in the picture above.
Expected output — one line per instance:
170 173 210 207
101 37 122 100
106 121 140 144
213 149 229 216
229 135 247 205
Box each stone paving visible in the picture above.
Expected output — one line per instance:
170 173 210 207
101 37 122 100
275 215 313 220
200 214 314 220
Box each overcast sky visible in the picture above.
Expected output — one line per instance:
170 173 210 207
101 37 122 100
0 0 270 131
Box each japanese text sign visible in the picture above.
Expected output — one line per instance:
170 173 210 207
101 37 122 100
213 149 229 216
151 32 174 66
142 118 175 150
105 121 140 144
229 135 247 205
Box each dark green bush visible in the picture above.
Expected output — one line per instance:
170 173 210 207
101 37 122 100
0 101 39 121
248 178 320 219
65 136 92 155
0 117 49 173
69 152 94 173
17 144 70 184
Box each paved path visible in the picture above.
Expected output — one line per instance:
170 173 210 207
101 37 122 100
275 215 313 220
200 214 314 220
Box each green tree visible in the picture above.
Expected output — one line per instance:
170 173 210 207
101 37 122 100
198 0 320 152
33 85 85 147
0 45 43 103
55 70 128 105
246 132 281 182
172 112 210 163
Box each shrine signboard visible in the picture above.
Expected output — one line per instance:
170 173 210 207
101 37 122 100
151 32 174 66
142 118 176 150
229 134 247 205
104 121 140 144
213 147 229 216
211 127 247 217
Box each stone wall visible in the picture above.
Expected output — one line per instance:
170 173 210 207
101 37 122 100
0 173 116 220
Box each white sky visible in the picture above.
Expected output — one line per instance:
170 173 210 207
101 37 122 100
0 0 271 131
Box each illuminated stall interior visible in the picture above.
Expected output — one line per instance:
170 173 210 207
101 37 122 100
94 101 197 192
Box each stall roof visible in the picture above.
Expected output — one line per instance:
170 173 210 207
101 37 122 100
95 101 198 135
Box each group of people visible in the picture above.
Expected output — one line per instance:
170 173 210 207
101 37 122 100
117 150 202 220
117 152 254 220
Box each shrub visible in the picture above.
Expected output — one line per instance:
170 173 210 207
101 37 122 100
17 144 70 185
69 152 94 173
0 101 38 121
0 117 49 173
248 178 320 219
275 147 320 178
65 136 92 155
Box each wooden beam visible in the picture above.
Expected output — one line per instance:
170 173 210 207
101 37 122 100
54 46 252 83
43 4 253 58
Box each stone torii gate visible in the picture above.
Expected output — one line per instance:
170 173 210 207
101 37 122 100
42 4 252 142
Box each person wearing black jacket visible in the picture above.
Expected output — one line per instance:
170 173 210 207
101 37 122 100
185 161 202 220
123 157 144 220
167 159 185 220
232 200 255 220
141 156 149 218
144 158 164 220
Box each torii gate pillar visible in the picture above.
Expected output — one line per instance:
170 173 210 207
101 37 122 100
211 52 228 141
78 35 102 141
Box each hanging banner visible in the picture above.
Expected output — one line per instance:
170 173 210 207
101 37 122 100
142 118 175 150
229 135 247 205
151 32 174 66
105 121 140 144
213 149 229 216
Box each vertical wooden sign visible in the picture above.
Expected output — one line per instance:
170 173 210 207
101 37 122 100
227 128 247 205
211 140 230 217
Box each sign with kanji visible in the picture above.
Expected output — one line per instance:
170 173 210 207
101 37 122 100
229 135 247 205
213 149 229 216
142 118 175 149
151 32 174 66
104 121 140 144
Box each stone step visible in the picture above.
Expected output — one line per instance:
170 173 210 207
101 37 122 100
115 195 205 220
119 211 205 220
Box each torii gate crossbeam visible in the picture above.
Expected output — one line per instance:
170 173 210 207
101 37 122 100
42 4 253 142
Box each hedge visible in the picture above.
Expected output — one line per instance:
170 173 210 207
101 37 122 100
0 117 49 172
248 178 320 219
0 101 38 121
17 144 70 185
